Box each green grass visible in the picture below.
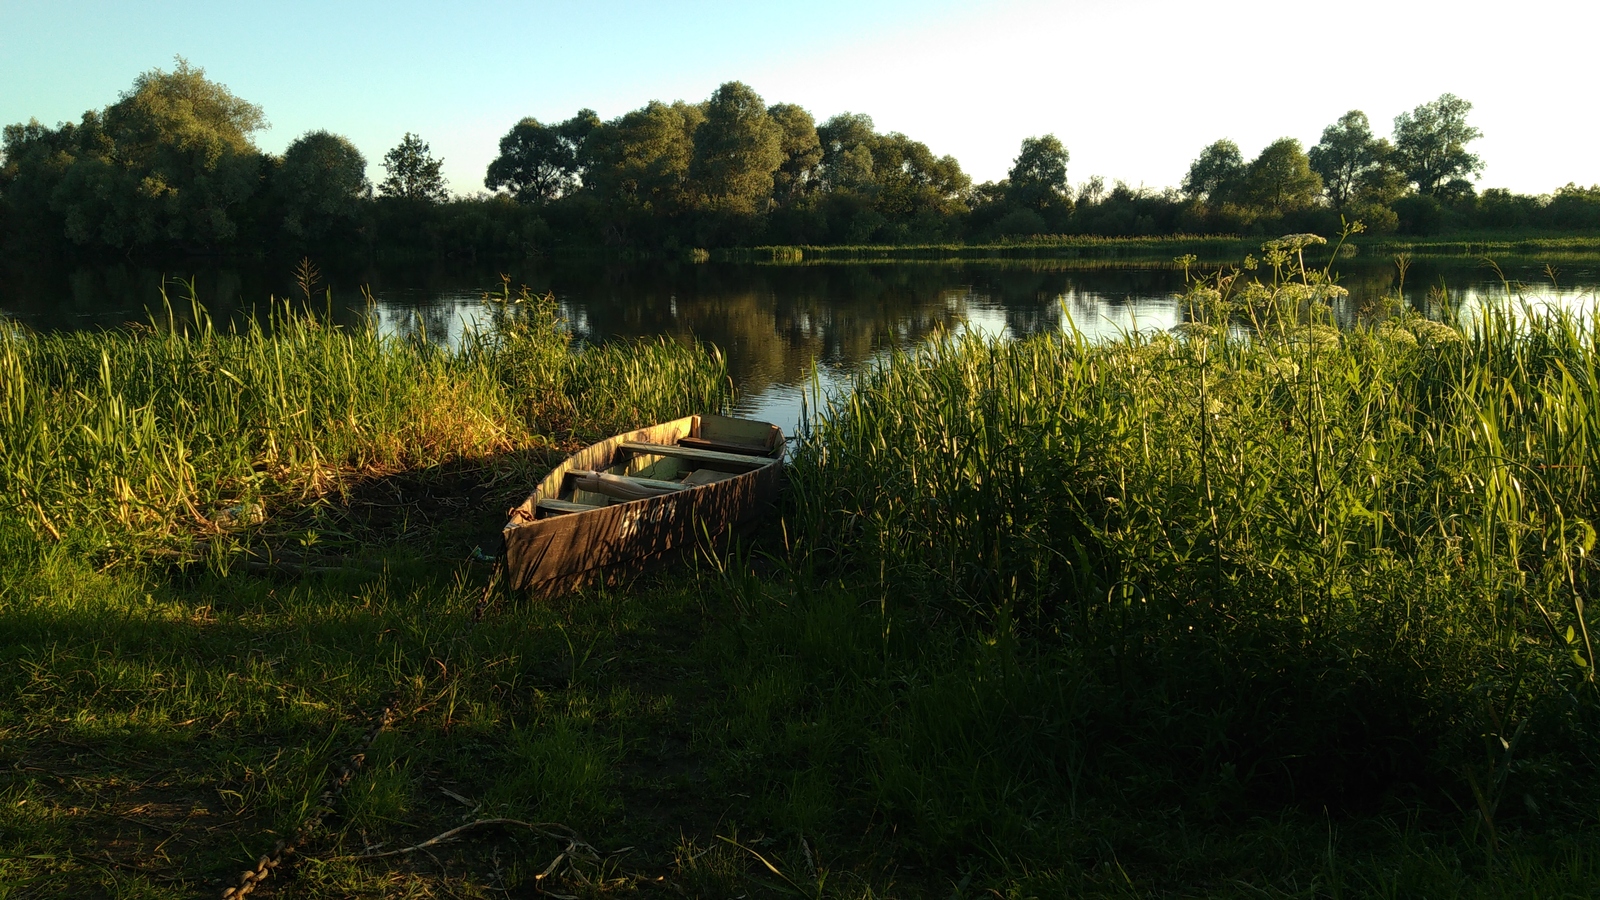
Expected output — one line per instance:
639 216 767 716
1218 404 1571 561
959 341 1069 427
788 247 1600 821
5 260 1600 897
1360 232 1600 258
725 231 1600 266
729 235 1257 265
0 283 728 562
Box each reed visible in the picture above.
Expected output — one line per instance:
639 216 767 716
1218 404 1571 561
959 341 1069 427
787 241 1600 815
744 234 1254 264
0 283 730 561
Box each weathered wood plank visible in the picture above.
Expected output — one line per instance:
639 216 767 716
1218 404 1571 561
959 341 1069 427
539 498 602 514
619 441 775 468
678 436 776 455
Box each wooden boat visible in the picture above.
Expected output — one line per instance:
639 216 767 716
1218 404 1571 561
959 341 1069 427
501 413 785 595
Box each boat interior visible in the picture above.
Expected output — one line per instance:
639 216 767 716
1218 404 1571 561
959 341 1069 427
532 414 783 518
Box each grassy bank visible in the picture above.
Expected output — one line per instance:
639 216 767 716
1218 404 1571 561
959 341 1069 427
718 230 1600 266
788 254 1600 850
5 259 1600 897
725 235 1257 265
0 284 729 562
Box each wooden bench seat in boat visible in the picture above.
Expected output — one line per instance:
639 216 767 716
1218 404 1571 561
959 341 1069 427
617 441 776 468
677 435 775 455
541 468 740 515
568 469 685 502
538 498 600 515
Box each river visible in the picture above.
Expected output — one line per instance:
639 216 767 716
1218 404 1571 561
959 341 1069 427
4 254 1598 434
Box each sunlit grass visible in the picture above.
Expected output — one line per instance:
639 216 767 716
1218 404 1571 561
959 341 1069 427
0 282 729 561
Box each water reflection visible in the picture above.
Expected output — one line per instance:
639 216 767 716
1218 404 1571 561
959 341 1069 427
4 257 1599 435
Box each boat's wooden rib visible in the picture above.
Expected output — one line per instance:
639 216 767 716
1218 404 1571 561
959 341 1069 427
501 413 785 596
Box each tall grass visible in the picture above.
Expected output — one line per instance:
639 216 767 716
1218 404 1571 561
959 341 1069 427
732 234 1254 264
0 283 730 559
788 241 1600 817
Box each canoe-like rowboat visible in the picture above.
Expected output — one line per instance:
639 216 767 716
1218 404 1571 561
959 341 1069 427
502 414 785 595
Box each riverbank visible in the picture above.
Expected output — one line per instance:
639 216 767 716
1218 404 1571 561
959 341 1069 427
4 265 1600 897
723 230 1600 266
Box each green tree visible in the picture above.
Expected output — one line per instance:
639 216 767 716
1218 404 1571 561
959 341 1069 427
868 131 970 232
581 100 704 216
816 113 879 191
1242 138 1322 217
1181 139 1245 205
0 118 81 242
767 102 822 202
484 110 597 202
276 130 368 242
379 133 447 202
808 113 969 240
689 81 783 215
9 58 270 250
1006 134 1069 211
1308 110 1391 212
1392 93 1482 197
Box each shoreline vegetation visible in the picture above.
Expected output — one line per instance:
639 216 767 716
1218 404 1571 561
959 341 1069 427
720 231 1600 265
6 62 1600 268
5 245 1600 896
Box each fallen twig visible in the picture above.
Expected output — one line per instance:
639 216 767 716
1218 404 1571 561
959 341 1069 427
344 818 590 861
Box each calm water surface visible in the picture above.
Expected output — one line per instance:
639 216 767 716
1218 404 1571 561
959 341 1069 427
4 256 1599 435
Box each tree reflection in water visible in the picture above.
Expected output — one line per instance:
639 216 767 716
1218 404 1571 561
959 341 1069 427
4 256 1597 432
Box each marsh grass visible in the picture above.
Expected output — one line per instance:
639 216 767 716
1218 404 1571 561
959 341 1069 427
786 237 1600 825
733 234 1255 265
0 281 729 561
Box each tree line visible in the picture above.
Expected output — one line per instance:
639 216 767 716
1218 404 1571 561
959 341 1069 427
4 60 1600 261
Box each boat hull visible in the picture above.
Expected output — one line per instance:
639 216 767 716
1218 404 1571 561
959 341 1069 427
502 415 783 596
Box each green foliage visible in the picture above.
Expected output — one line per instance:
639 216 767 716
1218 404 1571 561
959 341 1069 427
377 132 447 202
483 110 596 202
275 130 369 243
1309 109 1393 211
1394 93 1484 197
8 267 1600 895
799 112 970 243
1181 138 1245 203
767 102 823 202
815 112 878 192
1241 136 1322 216
10 71 1600 260
580 99 704 232
1 58 267 251
0 117 79 245
1006 133 1070 211
1182 137 1322 225
689 81 785 215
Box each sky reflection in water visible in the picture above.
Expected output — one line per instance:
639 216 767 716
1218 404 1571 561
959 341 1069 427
4 258 1599 437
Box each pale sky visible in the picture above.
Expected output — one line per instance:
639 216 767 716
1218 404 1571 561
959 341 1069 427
3 0 1594 197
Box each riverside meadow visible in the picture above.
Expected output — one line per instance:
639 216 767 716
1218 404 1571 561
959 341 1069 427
5 236 1600 897
11 13 1600 894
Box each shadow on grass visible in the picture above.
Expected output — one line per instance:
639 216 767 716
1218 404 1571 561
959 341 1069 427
214 445 571 577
